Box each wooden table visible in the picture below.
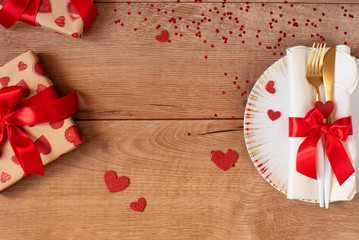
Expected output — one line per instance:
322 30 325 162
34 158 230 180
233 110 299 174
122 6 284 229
1 0 359 239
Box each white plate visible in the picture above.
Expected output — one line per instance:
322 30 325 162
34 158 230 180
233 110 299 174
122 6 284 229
243 56 359 202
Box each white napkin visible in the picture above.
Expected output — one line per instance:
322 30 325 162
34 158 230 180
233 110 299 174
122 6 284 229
287 45 358 201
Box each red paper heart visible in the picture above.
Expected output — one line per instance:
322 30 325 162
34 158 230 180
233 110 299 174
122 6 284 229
71 32 79 38
0 76 10 87
35 135 52 155
267 110 281 121
11 155 19 165
211 149 238 171
104 171 129 193
38 0 52 13
66 1 80 21
265 80 276 94
156 30 169 42
1 172 11 183
33 61 48 77
130 198 146 212
65 126 84 147
16 80 30 97
36 83 48 93
54 16 65 27
18 61 27 71
50 119 64 129
315 101 334 119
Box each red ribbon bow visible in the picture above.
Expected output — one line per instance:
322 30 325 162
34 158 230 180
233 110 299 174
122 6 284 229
0 85 78 176
289 107 355 186
0 0 96 34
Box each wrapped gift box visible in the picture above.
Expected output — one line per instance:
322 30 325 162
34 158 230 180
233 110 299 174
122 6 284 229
0 50 84 191
0 0 96 38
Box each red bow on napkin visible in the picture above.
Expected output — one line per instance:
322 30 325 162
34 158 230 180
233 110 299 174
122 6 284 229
289 103 355 186
0 86 78 176
0 0 96 34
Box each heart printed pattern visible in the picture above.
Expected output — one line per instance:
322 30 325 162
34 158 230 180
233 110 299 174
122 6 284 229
54 16 66 27
156 30 169 42
16 80 30 97
66 1 80 21
38 0 52 13
35 135 52 155
18 61 27 71
36 83 48 93
267 110 281 121
1 172 11 183
130 198 146 212
0 76 10 87
11 155 19 165
50 119 65 129
104 171 129 193
33 61 48 77
211 149 238 171
315 101 334 119
65 126 84 147
265 80 276 94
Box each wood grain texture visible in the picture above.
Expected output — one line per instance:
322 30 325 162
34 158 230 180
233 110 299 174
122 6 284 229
1 120 359 240
1 1 359 239
1 3 359 119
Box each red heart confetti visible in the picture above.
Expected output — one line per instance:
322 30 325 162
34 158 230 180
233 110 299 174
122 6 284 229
65 126 84 147
265 80 276 94
1 172 11 183
211 149 238 171
267 110 281 121
0 76 10 87
35 135 52 155
130 198 146 212
156 30 169 42
104 170 129 193
315 101 334 119
16 80 30 97
18 61 27 71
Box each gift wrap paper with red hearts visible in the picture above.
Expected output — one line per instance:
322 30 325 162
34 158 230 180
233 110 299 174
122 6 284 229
0 50 83 191
0 0 88 38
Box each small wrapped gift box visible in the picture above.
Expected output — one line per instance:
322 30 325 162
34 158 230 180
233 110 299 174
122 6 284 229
0 0 96 38
0 50 83 191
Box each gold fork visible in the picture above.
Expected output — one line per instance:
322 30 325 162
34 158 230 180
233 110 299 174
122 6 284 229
306 43 326 101
305 42 326 207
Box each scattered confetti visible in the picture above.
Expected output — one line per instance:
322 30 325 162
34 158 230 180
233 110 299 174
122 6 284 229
211 150 238 171
104 170 129 193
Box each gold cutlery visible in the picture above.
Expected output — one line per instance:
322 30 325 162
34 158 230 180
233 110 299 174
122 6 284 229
306 43 326 207
322 46 336 209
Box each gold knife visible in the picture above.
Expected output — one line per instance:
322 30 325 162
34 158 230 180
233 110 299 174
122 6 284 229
322 45 336 209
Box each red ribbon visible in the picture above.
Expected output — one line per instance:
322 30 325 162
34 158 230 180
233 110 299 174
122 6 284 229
289 107 355 186
0 86 78 176
0 0 96 34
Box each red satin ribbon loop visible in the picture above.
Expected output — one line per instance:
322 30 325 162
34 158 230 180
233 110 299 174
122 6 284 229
0 0 95 34
0 85 78 176
289 107 355 186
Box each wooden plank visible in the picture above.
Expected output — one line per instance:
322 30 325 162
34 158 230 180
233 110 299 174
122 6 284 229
1 120 359 239
1 3 359 120
94 0 359 4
